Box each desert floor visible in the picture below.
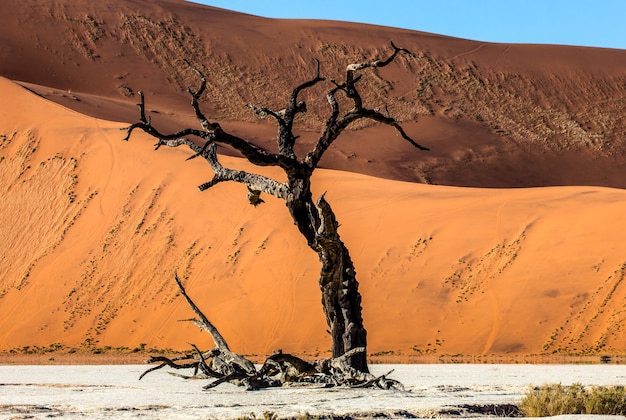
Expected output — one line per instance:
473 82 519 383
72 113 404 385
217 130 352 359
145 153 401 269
1 364 625 419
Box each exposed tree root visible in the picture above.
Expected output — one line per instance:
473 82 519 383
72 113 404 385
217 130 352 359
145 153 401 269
139 274 404 391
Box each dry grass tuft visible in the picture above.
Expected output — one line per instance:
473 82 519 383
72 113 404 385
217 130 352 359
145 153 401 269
520 383 626 417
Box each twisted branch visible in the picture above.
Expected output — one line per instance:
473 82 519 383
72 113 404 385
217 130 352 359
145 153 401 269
248 59 324 160
304 41 428 169
174 273 230 350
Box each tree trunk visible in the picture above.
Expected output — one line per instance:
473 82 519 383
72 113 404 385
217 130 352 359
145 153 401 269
286 181 369 373
317 235 368 373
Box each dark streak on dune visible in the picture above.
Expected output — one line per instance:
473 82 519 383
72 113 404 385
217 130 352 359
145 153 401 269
1 0 625 188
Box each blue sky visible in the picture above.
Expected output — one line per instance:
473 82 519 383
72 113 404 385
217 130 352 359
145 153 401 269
191 1 625 50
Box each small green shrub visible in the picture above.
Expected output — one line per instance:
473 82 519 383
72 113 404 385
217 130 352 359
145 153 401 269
520 383 626 417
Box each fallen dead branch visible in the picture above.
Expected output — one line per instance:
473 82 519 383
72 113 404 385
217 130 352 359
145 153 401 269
139 274 404 391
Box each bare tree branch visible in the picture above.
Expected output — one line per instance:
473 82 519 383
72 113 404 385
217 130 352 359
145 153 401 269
173 273 257 375
123 84 286 169
183 59 214 133
247 60 324 159
304 42 428 169
174 272 230 350
195 143 289 199
139 355 199 380
285 59 324 128
346 41 415 74
122 91 208 144
356 109 430 150
145 137 289 202
247 103 287 127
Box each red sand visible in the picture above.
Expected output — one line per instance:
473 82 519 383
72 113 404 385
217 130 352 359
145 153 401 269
2 76 626 359
3 0 626 188
1 0 626 360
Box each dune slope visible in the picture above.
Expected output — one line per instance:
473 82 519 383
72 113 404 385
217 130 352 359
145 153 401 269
1 76 625 358
1 0 625 188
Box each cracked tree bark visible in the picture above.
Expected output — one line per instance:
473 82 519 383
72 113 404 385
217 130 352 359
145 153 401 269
125 42 428 375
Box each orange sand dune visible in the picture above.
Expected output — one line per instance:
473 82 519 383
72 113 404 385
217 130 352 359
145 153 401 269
2 0 626 188
1 76 625 359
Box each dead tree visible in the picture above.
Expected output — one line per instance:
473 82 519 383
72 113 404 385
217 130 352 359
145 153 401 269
140 273 404 390
125 42 428 376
